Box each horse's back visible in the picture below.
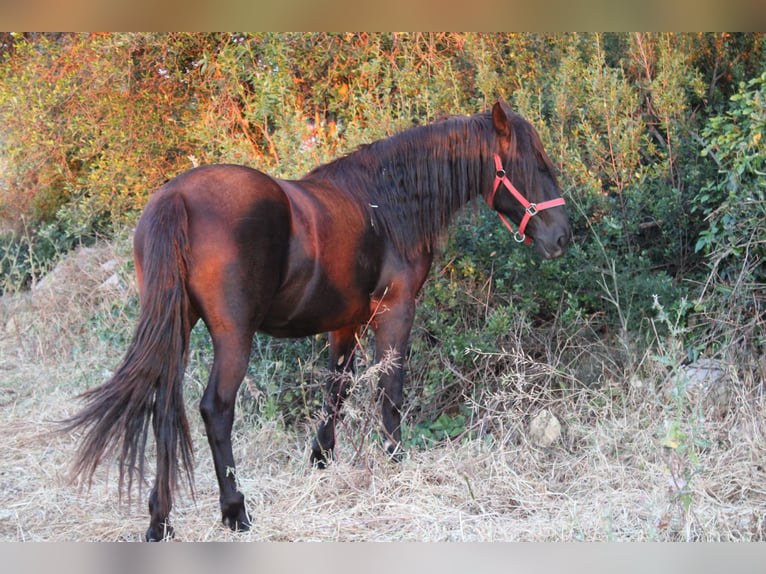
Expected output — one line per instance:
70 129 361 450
137 164 291 273
151 164 286 218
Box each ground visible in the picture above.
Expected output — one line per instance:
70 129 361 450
1 241 764 541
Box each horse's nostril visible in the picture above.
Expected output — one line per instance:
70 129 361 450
557 233 570 249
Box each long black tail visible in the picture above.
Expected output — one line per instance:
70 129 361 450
62 192 194 510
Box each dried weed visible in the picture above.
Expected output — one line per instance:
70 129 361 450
1 244 765 541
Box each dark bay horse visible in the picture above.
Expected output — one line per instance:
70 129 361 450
64 98 570 540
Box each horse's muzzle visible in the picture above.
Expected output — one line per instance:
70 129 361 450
534 225 572 260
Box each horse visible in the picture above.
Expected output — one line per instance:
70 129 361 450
63 98 571 541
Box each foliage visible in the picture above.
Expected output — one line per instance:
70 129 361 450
0 33 213 228
697 72 766 278
694 72 766 360
1 32 765 431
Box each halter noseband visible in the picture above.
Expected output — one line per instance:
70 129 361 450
488 153 566 244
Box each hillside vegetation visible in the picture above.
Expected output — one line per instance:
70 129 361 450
0 33 764 540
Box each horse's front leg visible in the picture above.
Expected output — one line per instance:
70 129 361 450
372 297 415 458
311 325 359 468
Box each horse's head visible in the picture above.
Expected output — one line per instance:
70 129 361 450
488 98 571 260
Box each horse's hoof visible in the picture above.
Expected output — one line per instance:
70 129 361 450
311 456 328 469
222 512 251 533
383 439 403 462
145 522 174 542
222 497 250 533
310 440 332 469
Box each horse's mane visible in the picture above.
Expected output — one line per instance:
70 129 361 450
302 110 554 259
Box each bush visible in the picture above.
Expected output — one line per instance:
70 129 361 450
2 32 765 430
694 72 766 360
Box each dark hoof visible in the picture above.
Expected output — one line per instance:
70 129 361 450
383 439 403 462
145 522 174 542
222 513 251 533
310 439 333 469
222 495 250 533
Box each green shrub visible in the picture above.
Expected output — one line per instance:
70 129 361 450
694 72 766 357
2 33 765 432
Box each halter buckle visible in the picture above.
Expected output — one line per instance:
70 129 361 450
526 203 538 216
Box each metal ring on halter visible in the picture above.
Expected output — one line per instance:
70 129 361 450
514 231 526 243
496 169 505 178
526 204 538 216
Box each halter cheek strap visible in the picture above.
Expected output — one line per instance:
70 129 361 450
488 154 566 244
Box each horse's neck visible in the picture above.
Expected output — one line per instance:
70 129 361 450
371 135 491 258
411 138 490 218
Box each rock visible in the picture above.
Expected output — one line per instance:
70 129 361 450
4 316 16 335
98 273 124 293
685 358 726 386
100 259 119 273
666 357 731 416
528 409 561 448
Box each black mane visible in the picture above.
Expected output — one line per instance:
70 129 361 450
303 112 497 258
302 110 556 259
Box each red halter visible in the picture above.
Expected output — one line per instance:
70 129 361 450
488 154 566 244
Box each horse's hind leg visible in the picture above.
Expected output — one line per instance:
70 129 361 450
146 480 174 541
145 310 199 542
199 328 254 532
311 325 359 468
146 427 176 541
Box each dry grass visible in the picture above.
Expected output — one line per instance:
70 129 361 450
1 242 765 542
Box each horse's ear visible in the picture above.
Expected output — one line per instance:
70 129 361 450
492 98 513 139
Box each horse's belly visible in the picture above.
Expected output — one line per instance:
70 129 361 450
259 275 372 338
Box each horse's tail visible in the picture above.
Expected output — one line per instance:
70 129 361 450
63 192 194 509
